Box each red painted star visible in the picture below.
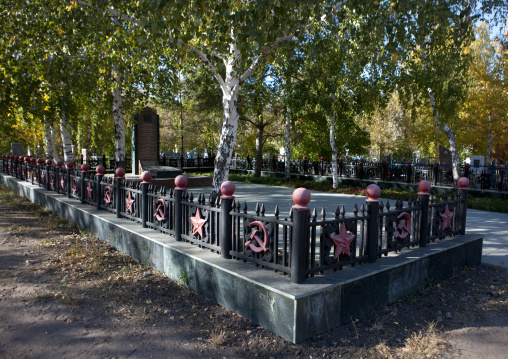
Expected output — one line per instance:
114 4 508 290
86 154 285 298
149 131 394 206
330 223 355 259
87 182 94 200
125 191 135 214
440 204 453 230
190 208 207 238
60 176 65 190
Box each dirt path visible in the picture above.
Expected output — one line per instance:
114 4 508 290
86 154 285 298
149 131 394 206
0 185 507 359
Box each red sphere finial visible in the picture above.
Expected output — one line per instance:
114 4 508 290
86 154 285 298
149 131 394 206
115 167 126 178
407 160 412 165
434 162 439 167
66 161 74 169
96 165 106 175
221 181 235 199
499 164 505 172
365 184 381 202
174 175 188 190
140 171 153 183
458 177 469 190
81 163 89 172
56 160 63 168
37 158 43 165
31 158 37 164
292 188 311 209
45 159 52 166
418 180 431 195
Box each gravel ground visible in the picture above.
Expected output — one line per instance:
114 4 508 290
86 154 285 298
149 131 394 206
0 184 507 359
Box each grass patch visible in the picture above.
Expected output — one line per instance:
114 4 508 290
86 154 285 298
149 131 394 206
467 196 508 213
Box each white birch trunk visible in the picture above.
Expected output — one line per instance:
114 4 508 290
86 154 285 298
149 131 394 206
113 69 126 169
486 116 492 166
329 109 338 189
428 89 460 181
60 108 74 162
212 89 240 194
284 106 291 181
44 122 60 161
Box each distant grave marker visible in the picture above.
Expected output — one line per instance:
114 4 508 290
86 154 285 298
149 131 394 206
11 143 23 156
439 145 452 166
132 107 160 175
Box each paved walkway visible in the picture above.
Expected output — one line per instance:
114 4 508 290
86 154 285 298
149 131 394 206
189 182 508 269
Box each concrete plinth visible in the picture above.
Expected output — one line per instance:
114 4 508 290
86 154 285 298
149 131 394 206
0 173 483 343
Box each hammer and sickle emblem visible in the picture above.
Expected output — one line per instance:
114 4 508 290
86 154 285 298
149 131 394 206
394 212 411 240
154 199 167 222
245 221 270 253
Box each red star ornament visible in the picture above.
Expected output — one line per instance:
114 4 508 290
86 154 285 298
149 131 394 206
125 191 135 214
60 176 65 190
330 222 355 259
190 208 207 238
440 204 453 230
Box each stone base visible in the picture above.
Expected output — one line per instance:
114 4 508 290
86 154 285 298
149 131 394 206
0 174 483 343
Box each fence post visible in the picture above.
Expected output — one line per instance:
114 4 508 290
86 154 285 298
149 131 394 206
174 175 187 241
406 160 412 183
45 159 52 191
14 156 19 178
366 184 381 263
303 156 308 174
55 161 62 194
498 165 505 192
96 165 105 210
115 168 126 218
66 161 73 198
197 153 201 169
418 180 431 247
140 171 152 228
433 162 439 185
19 157 26 181
18 157 23 179
291 188 311 284
246 154 251 170
339 157 344 177
358 158 364 179
80 164 89 204
457 177 469 235
2 155 4 172
464 163 470 178
220 181 235 259
30 158 36 185
180 154 184 170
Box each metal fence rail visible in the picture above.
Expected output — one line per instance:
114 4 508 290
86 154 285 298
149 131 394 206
1 156 470 284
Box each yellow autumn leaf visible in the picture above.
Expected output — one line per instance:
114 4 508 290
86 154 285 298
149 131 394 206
44 105 51 111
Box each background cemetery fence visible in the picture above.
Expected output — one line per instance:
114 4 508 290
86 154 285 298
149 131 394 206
230 155 507 192
2 154 470 284
12 151 503 192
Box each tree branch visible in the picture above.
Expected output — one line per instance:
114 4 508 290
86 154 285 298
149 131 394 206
76 1 142 26
239 0 348 84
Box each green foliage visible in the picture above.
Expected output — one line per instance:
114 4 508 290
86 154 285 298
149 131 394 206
467 197 508 213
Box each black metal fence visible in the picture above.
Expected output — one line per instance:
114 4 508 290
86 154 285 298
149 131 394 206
2 155 469 284
231 156 507 192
